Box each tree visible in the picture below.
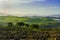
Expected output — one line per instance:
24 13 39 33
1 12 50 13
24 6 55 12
25 24 29 27
31 24 39 29
7 22 14 28
16 22 25 27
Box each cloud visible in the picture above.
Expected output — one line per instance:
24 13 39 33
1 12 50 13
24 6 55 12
17 0 45 3
3 0 46 4
0 0 60 16
1 0 46 9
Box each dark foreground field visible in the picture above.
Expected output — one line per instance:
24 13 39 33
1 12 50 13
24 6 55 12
0 29 60 40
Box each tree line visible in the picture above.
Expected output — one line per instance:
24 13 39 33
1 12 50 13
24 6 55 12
7 22 40 30
7 22 60 31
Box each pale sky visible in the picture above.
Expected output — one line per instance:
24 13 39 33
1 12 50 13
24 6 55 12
0 0 60 16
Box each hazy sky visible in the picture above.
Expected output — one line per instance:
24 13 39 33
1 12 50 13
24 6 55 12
0 0 60 16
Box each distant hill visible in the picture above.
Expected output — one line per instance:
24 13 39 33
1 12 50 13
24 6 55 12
0 16 29 23
47 14 60 19
0 16 55 22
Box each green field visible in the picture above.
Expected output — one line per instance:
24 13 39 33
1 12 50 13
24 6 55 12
0 16 56 23
0 16 60 40
0 16 59 29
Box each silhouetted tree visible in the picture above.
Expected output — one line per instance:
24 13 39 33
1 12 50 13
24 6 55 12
16 22 25 27
25 24 29 27
7 22 14 28
31 24 39 29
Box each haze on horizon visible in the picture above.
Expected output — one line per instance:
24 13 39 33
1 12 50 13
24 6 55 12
0 0 60 16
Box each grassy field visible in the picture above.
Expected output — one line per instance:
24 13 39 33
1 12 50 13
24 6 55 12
0 16 57 24
0 16 60 40
0 16 59 28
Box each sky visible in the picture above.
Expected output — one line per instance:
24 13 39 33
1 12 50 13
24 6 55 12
0 0 60 16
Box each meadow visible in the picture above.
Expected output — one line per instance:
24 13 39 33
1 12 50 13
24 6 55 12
0 16 60 40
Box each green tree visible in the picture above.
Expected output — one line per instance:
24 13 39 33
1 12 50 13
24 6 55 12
16 22 25 28
7 22 14 29
31 24 39 29
25 24 29 27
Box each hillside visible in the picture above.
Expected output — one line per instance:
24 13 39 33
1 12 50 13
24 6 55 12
0 16 59 28
0 16 56 23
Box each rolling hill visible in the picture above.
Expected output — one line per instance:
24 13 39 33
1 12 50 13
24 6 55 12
0 16 59 28
0 16 56 23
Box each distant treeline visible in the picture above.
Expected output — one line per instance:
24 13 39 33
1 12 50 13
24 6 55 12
5 22 60 31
